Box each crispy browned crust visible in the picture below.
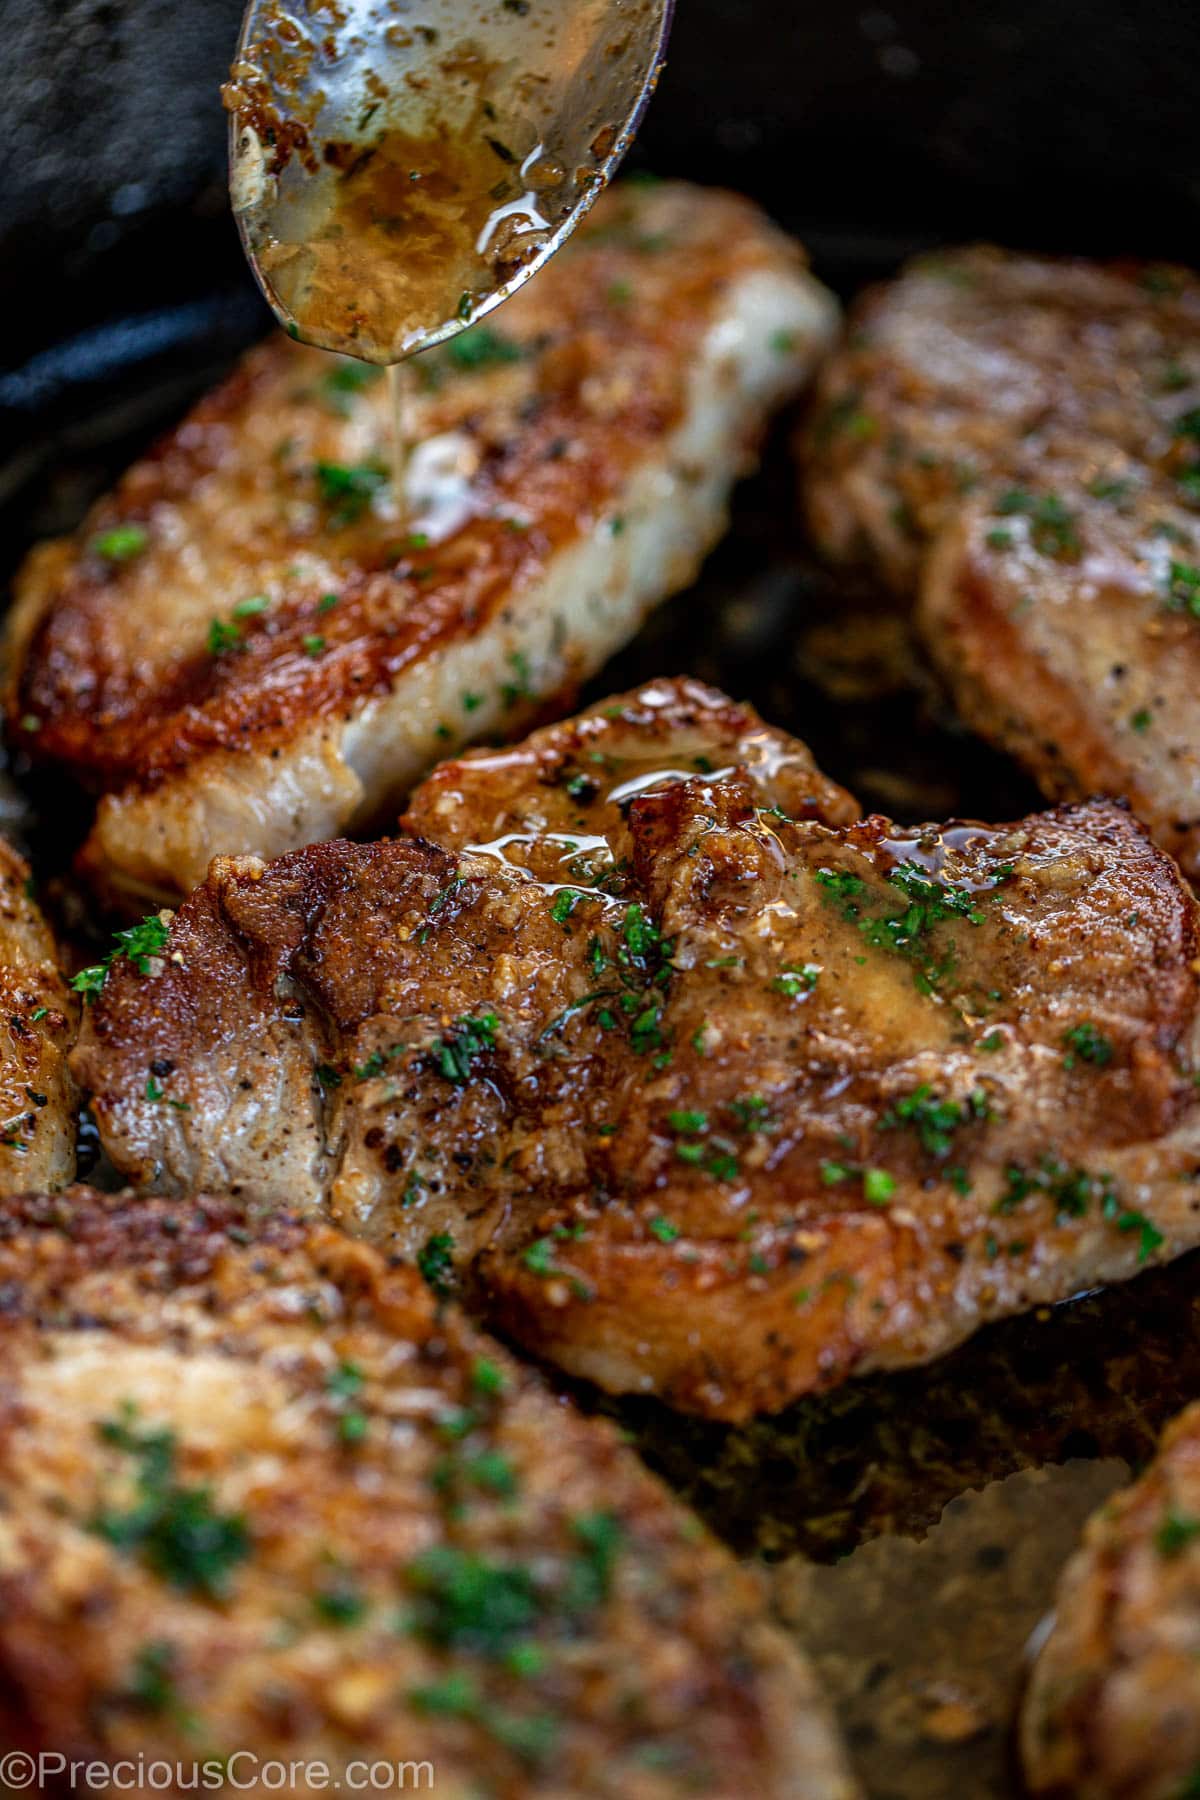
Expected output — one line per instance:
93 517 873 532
4 180 820 795
0 1186 856 1799
71 680 1200 1419
799 246 1200 879
0 838 76 1191
1022 1400 1200 1798
921 488 1200 882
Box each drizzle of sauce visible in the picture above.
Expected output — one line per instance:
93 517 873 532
606 765 737 806
387 362 415 497
465 829 621 903
872 824 999 890
255 114 561 365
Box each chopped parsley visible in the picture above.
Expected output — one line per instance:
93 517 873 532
993 489 1081 558
1062 1021 1114 1069
72 914 170 1000
417 1231 456 1296
813 389 877 446
404 1545 539 1654
1173 408 1200 503
327 1360 364 1401
314 460 388 524
815 869 865 904
997 1158 1164 1262
93 524 148 563
773 963 821 998
729 1093 775 1134
472 1356 506 1397
416 874 469 944
564 771 598 804
125 1641 180 1714
313 1580 368 1626
566 1512 622 1610
1155 1510 1200 1559
433 1445 516 1500
90 1408 249 1597
881 1084 990 1157
1087 475 1134 503
1165 560 1200 617
521 1237 558 1277
145 1073 190 1112
815 859 1006 995
501 650 533 709
401 1521 607 1769
429 1012 498 1083
206 617 243 656
820 1160 896 1205
538 902 674 1057
669 1110 739 1183
551 889 588 925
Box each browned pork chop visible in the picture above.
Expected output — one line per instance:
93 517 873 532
1022 1401 1200 1799
800 246 1200 881
6 182 836 910
72 680 1200 1419
0 1188 855 1799
0 838 76 1190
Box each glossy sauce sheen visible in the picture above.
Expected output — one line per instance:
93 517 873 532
258 118 563 362
71 680 1200 1421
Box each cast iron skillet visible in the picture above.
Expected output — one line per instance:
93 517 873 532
2 4 1198 1794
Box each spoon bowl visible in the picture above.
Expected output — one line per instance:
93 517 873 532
225 0 674 365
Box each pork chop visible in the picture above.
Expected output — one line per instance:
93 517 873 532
0 1187 855 1799
1022 1400 1200 1799
799 246 1200 881
6 181 837 910
71 679 1200 1419
0 837 76 1190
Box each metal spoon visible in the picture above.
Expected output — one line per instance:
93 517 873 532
224 0 674 366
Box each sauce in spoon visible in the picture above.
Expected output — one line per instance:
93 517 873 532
225 0 672 363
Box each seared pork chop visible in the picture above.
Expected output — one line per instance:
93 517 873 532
0 1188 855 1799
72 680 1200 1419
800 246 1200 881
0 838 75 1190
6 182 836 910
1022 1401 1200 1799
